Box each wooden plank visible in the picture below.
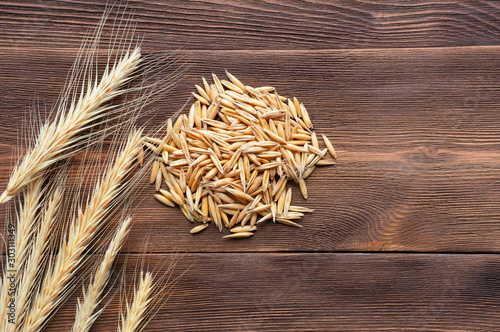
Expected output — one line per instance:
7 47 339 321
1 47 500 253
44 252 500 331
1 1 500 50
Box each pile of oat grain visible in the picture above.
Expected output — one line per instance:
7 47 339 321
143 72 336 239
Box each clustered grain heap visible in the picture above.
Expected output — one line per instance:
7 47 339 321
144 72 337 239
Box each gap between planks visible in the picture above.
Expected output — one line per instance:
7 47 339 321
106 251 500 256
2 44 500 53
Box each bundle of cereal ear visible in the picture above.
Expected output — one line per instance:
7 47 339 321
145 72 337 239
0 7 182 331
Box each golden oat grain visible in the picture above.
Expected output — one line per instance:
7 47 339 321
155 194 175 208
321 134 337 159
150 161 159 184
223 232 254 239
190 223 209 234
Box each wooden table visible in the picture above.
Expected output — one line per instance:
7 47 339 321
1 1 500 331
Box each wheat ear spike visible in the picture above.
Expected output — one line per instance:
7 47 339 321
0 177 44 329
118 271 153 332
20 129 143 332
13 178 44 274
72 217 132 332
13 185 64 331
0 40 142 204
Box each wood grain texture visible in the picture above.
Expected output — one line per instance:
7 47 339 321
0 47 499 252
2 1 500 331
45 253 500 331
1 0 500 50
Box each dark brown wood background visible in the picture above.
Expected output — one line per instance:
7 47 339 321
1 1 500 331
